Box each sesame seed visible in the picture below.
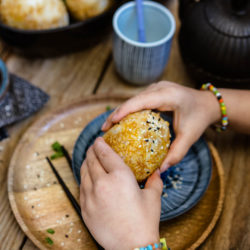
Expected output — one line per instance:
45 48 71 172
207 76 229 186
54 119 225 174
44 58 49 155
46 183 51 187
34 187 37 191
152 140 155 143
26 165 30 169
163 193 168 198
138 145 142 148
151 149 154 152
157 127 160 130
37 174 40 178
77 239 81 242
70 222 74 226
37 204 41 207
61 242 65 246
32 205 34 209
146 121 150 124
78 230 81 233
35 215 39 218
145 139 149 142
148 128 151 130
65 234 69 238
66 214 69 218
24 197 28 200
158 118 161 121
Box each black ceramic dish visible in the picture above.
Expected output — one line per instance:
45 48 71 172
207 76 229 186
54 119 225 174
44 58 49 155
178 0 250 89
0 1 124 57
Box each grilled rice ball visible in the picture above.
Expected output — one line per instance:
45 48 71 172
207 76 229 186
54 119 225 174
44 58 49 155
0 0 69 30
103 110 171 182
65 0 111 21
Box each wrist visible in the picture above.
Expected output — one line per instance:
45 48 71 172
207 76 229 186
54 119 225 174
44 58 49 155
199 90 221 125
117 232 160 250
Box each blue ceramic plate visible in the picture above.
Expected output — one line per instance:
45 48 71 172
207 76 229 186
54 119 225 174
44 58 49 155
0 59 9 101
72 110 212 221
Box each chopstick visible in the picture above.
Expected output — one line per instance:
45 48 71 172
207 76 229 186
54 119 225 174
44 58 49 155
136 0 146 42
61 146 73 171
46 157 104 250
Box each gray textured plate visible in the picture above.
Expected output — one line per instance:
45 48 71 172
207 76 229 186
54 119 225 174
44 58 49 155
72 110 212 221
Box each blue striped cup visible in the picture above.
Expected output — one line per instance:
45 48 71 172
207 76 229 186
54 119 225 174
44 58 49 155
113 1 175 85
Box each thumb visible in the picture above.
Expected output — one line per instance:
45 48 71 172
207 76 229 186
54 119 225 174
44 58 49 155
144 169 163 196
160 133 197 172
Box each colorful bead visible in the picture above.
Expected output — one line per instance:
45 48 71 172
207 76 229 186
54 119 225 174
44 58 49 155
201 83 229 132
134 238 169 250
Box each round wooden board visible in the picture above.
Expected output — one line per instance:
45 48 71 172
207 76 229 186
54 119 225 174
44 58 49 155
8 95 225 250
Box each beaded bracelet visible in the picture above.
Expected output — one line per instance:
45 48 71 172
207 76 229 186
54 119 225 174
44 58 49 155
134 238 169 250
201 83 229 132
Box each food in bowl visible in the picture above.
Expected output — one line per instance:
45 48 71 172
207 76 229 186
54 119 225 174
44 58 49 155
65 0 111 21
0 0 69 30
103 110 171 182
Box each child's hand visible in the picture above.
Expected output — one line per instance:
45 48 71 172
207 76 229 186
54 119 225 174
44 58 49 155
102 81 221 172
80 137 162 250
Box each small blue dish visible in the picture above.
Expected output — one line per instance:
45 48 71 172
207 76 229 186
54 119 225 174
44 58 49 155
72 111 212 221
0 59 9 102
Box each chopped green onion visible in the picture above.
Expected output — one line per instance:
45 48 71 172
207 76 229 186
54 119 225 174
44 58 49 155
106 105 111 111
50 152 64 160
51 141 64 160
52 141 62 152
45 237 54 245
47 229 55 234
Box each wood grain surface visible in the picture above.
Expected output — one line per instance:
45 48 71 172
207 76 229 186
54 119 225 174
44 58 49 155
8 96 224 250
0 0 250 249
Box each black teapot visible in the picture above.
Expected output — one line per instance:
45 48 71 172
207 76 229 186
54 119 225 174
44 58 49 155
178 0 250 89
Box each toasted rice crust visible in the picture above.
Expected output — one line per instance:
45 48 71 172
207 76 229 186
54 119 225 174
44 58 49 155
0 0 69 30
103 110 171 182
65 0 110 21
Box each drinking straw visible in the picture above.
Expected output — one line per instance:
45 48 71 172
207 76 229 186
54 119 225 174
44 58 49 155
136 0 146 42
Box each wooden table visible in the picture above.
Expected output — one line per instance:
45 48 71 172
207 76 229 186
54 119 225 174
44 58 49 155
0 1 249 249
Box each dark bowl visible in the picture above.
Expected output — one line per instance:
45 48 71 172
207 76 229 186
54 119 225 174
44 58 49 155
0 1 124 57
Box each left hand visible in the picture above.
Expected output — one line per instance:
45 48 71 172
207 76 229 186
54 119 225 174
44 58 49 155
80 137 163 250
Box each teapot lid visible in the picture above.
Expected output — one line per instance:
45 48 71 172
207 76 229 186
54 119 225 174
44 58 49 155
205 0 250 38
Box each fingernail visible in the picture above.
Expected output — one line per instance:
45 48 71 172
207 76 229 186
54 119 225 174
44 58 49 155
111 113 118 122
156 169 161 176
101 121 107 130
160 163 170 173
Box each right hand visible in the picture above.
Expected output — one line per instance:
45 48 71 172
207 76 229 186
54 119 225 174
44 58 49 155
102 81 221 172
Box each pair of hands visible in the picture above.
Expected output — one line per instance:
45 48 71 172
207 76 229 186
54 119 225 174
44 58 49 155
80 81 220 249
